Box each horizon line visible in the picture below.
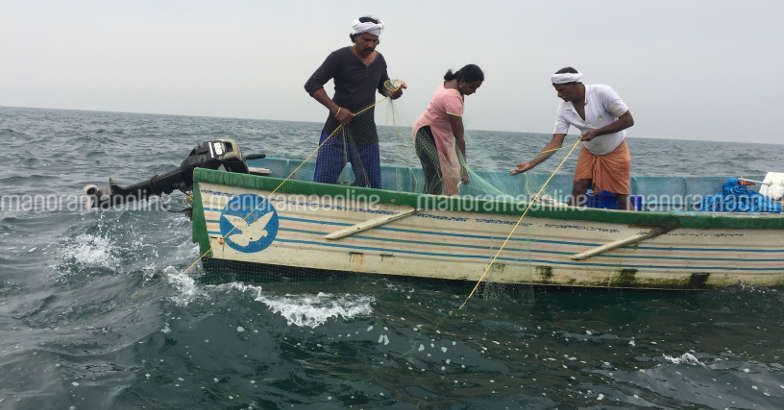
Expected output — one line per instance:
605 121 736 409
1 104 779 147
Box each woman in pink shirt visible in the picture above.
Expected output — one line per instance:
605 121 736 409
413 64 484 195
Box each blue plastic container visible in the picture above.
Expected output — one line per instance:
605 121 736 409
585 190 643 211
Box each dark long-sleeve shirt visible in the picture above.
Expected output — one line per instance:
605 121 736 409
304 47 391 145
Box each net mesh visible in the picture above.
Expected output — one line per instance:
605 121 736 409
402 105 518 198
199 81 541 285
201 258 348 284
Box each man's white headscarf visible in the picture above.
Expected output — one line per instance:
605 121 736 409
551 71 583 85
351 17 384 37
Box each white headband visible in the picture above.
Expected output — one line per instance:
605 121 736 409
551 72 583 84
351 19 384 37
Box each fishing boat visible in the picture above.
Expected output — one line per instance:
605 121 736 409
189 154 784 290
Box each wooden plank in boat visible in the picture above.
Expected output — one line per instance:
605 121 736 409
325 208 419 240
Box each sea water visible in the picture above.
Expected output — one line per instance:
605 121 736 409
2 106 784 409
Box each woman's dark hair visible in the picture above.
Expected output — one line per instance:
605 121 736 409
349 16 381 42
444 64 484 82
555 66 579 74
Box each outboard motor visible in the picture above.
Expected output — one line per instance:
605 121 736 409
85 139 265 207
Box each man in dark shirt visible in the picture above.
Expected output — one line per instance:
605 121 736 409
304 16 405 188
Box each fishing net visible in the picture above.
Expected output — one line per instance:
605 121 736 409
382 92 520 199
195 78 551 293
329 126 375 187
201 258 348 284
313 78 534 200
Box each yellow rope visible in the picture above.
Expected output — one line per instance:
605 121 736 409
183 248 211 275
269 94 393 196
182 89 399 275
538 145 569 155
401 138 581 355
457 138 582 310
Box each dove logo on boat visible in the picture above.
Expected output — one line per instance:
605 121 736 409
219 194 279 253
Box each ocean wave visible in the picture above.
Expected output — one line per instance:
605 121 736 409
60 233 118 270
254 292 374 328
662 352 705 366
164 266 204 306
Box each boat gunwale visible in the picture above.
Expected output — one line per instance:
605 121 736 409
192 168 784 231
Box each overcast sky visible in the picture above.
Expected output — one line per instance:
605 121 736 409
2 0 782 144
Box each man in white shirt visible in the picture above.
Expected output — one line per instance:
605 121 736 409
510 67 635 209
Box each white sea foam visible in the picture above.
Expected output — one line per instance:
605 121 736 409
164 266 203 306
212 281 263 299
142 264 157 281
254 292 374 328
210 282 373 328
61 234 117 269
663 352 704 366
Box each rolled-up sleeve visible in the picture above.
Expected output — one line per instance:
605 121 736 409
305 51 339 95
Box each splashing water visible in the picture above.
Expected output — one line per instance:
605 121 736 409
254 292 374 328
60 233 118 269
663 352 705 366
164 266 204 306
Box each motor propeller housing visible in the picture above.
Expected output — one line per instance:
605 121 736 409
85 139 264 208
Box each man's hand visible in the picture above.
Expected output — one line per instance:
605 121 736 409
390 81 407 100
581 129 600 141
510 162 536 175
333 106 356 125
461 166 470 184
